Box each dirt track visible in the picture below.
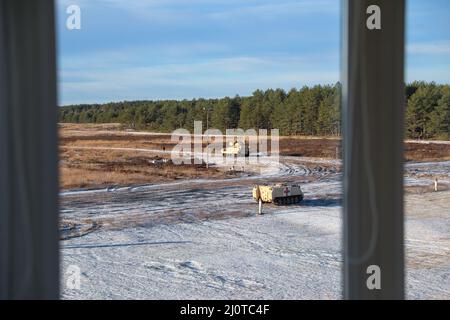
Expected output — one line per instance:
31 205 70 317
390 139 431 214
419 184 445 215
60 155 450 299
60 150 450 240
59 125 450 299
59 125 450 238
59 124 450 190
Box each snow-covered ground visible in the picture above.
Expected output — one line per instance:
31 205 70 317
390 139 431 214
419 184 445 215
60 157 450 299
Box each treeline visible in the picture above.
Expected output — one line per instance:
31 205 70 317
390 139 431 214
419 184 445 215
59 81 449 139
406 82 450 139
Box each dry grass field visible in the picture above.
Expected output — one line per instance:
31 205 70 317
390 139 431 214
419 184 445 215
59 123 450 190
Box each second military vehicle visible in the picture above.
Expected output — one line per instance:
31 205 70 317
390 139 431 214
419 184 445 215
221 141 250 157
253 184 304 205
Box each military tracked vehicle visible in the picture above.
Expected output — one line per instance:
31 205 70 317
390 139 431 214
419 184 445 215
221 141 249 157
253 184 304 205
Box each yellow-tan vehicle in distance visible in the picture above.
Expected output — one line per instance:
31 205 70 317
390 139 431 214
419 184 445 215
253 184 304 205
221 141 250 157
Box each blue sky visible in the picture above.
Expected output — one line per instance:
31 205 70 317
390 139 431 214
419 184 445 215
56 0 450 105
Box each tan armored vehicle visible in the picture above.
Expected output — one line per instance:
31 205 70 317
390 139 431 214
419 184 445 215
253 184 304 205
221 141 250 157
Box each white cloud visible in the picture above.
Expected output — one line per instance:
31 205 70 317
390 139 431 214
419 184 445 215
408 42 450 55
406 66 450 84
59 52 338 104
56 0 340 104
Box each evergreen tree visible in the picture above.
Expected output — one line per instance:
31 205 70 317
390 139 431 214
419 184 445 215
58 82 448 140
406 82 441 139
430 85 450 139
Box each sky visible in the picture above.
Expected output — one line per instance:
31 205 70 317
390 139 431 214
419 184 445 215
56 0 450 105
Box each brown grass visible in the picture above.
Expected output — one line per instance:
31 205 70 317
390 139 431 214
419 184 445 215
59 147 233 190
404 143 450 162
59 123 450 190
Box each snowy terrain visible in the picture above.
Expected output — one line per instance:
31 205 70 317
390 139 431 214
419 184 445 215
60 155 450 299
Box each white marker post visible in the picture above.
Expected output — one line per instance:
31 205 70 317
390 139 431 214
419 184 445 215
434 178 438 192
258 199 262 215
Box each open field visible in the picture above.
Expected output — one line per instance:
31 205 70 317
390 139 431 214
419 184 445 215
61 190 450 299
59 123 450 190
58 124 450 299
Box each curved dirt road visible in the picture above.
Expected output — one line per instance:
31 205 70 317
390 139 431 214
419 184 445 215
60 150 450 299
